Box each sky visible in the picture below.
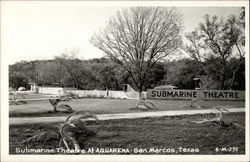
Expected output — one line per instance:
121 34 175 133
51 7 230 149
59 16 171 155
1 2 243 65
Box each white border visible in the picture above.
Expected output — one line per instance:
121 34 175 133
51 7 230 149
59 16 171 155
1 1 249 162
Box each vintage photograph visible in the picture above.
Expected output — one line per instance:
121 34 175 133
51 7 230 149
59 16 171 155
1 1 249 161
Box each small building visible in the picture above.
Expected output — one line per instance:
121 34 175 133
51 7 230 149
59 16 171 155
193 75 207 90
28 82 37 91
123 84 136 92
154 85 178 90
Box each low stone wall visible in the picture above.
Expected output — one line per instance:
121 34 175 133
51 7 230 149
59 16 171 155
37 87 77 95
66 90 147 99
67 90 107 98
37 87 244 101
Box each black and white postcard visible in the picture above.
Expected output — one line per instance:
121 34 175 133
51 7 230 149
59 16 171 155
1 0 249 162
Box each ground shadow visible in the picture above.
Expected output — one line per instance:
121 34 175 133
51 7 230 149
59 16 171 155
9 111 73 118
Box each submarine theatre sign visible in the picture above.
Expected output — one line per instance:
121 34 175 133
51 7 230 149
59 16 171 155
147 89 245 101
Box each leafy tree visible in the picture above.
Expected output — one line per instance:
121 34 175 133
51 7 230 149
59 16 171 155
9 61 30 90
96 63 121 90
37 61 61 86
162 59 198 89
144 62 165 89
55 50 88 89
91 7 183 105
9 73 29 90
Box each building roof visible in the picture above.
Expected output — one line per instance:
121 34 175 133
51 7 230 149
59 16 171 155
154 85 178 90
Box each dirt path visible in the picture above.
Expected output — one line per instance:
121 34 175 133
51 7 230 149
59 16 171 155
9 107 245 125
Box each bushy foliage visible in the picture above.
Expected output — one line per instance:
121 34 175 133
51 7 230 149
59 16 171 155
9 56 245 91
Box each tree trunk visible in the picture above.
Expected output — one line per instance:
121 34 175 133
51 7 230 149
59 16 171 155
71 74 78 89
220 78 225 90
229 60 241 90
229 63 241 90
220 68 226 90
138 90 143 101
53 106 58 112
136 87 143 108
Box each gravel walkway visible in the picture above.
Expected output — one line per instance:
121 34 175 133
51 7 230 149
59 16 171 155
9 107 245 125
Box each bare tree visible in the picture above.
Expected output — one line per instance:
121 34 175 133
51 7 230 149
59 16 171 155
229 8 245 89
184 14 245 90
184 29 211 89
91 7 182 106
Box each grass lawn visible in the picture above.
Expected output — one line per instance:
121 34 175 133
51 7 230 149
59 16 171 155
9 112 245 155
9 98 245 117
